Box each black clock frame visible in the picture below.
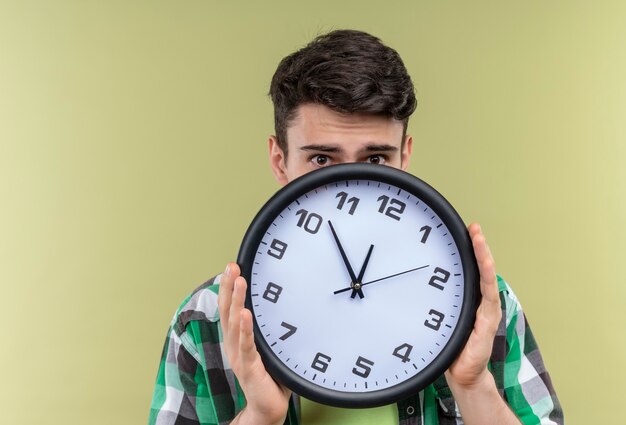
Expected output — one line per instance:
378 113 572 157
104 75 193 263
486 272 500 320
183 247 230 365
237 163 479 408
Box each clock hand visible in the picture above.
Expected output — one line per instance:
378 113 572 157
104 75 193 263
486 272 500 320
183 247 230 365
333 264 430 294
328 220 359 283
356 244 374 282
362 264 430 286
350 244 374 299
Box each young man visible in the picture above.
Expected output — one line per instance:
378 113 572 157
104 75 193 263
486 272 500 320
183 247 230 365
149 30 563 425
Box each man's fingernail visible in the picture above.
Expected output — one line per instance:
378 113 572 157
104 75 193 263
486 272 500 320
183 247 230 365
224 264 231 276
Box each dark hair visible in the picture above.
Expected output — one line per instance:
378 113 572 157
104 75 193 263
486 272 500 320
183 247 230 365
269 29 417 154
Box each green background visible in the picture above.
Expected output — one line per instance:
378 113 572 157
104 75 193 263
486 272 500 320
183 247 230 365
1 1 624 423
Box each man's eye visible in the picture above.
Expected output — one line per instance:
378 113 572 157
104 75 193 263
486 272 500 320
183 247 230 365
312 155 330 166
367 155 385 164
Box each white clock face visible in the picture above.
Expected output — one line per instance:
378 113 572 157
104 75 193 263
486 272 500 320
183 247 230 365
247 175 469 400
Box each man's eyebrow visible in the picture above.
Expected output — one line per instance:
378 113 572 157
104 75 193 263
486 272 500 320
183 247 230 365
299 144 399 153
300 144 342 153
364 144 398 152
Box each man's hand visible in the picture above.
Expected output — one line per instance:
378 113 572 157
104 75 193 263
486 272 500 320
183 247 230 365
444 223 520 424
446 222 501 387
218 263 291 425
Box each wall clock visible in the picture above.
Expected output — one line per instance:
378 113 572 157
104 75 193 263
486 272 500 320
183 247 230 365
237 163 479 408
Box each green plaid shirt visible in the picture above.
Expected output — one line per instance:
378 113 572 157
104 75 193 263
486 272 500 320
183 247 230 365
149 275 563 425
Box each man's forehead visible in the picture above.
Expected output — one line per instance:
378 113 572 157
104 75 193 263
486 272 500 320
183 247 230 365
285 104 404 148
292 103 401 128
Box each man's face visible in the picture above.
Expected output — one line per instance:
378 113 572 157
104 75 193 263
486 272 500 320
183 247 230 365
269 103 413 186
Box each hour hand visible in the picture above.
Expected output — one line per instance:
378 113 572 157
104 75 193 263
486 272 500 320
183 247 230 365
350 244 374 299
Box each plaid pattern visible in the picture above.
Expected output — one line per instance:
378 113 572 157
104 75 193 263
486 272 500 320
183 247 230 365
149 275 563 425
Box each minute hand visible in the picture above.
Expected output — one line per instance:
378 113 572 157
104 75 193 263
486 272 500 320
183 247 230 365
327 220 358 283
333 265 430 295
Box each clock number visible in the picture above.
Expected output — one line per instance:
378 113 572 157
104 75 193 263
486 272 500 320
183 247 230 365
295 209 323 234
335 191 360 215
428 267 450 291
267 238 288 260
352 356 374 378
262 282 283 303
279 322 297 340
311 352 332 373
419 225 432 244
424 309 445 331
392 343 413 363
377 195 406 221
